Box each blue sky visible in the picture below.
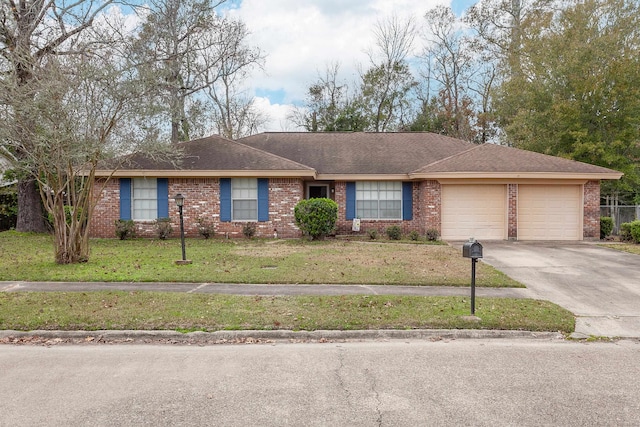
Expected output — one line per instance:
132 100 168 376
107 0 480 131
221 0 480 130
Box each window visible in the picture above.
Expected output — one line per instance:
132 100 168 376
132 178 157 220
232 178 258 221
356 181 402 219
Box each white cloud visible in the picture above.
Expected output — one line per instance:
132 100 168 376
225 0 450 131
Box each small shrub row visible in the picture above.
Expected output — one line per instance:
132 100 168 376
620 220 640 244
366 227 440 242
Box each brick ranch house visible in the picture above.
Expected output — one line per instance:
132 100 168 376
90 132 622 241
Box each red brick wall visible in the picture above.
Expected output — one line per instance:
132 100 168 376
89 178 304 239
90 177 602 241
508 184 518 240
583 180 600 239
334 180 442 237
90 178 120 238
418 180 441 233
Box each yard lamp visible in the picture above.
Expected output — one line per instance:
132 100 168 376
174 193 191 265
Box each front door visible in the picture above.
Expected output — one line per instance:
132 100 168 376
307 184 329 199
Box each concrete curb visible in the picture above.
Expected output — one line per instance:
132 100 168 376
0 329 566 344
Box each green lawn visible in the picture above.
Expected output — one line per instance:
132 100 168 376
0 291 575 333
0 231 575 334
600 243 640 255
0 231 521 287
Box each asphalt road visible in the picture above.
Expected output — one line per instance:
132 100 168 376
2 338 639 426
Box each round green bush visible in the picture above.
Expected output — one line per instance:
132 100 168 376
630 220 640 244
386 225 402 240
600 217 613 239
294 198 338 240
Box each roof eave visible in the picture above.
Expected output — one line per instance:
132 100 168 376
409 171 624 180
93 169 317 178
316 174 411 181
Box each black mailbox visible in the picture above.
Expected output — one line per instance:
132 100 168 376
462 240 483 259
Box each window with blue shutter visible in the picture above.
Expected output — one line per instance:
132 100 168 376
220 178 231 222
157 178 169 219
257 178 269 221
119 178 132 220
402 182 413 220
346 182 356 220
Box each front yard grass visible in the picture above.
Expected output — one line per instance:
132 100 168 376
0 291 574 333
600 243 640 255
0 231 574 334
0 231 520 287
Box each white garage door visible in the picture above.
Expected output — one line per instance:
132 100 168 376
441 185 506 240
518 185 582 240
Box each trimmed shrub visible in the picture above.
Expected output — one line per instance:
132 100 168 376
630 220 640 244
619 222 633 242
408 230 420 241
426 228 440 242
115 219 136 240
242 222 256 239
600 217 613 240
155 218 173 240
620 220 640 244
294 198 338 240
367 229 378 240
386 225 402 240
196 217 214 239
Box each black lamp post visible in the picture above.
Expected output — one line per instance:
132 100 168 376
174 193 190 264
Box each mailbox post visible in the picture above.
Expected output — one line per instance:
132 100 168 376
462 239 483 315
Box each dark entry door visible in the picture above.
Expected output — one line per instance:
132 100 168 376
308 185 328 199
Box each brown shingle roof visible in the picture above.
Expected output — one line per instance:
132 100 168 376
99 132 621 180
238 132 472 174
411 143 620 175
117 135 315 173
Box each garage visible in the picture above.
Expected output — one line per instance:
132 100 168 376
441 184 507 240
518 185 582 240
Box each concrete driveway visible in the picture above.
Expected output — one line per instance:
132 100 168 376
481 242 640 338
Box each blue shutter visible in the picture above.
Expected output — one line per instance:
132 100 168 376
346 182 356 220
157 178 169 219
220 178 231 222
257 178 269 221
402 182 413 220
119 178 132 220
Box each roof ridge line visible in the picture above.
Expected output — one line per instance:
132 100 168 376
231 139 316 171
411 143 482 174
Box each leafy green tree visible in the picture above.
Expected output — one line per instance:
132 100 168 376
493 0 640 198
293 63 367 132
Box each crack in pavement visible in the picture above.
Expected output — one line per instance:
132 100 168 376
364 367 384 427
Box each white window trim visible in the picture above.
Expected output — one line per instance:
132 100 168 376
132 178 157 221
231 178 258 221
355 181 402 220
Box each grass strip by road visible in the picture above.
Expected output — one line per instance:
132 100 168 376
600 243 640 255
0 232 521 287
0 292 574 333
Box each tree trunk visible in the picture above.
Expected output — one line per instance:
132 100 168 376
16 177 47 233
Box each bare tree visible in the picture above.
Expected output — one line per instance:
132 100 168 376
132 0 263 142
0 0 113 233
204 17 265 139
0 39 172 263
360 14 418 132
419 6 477 141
